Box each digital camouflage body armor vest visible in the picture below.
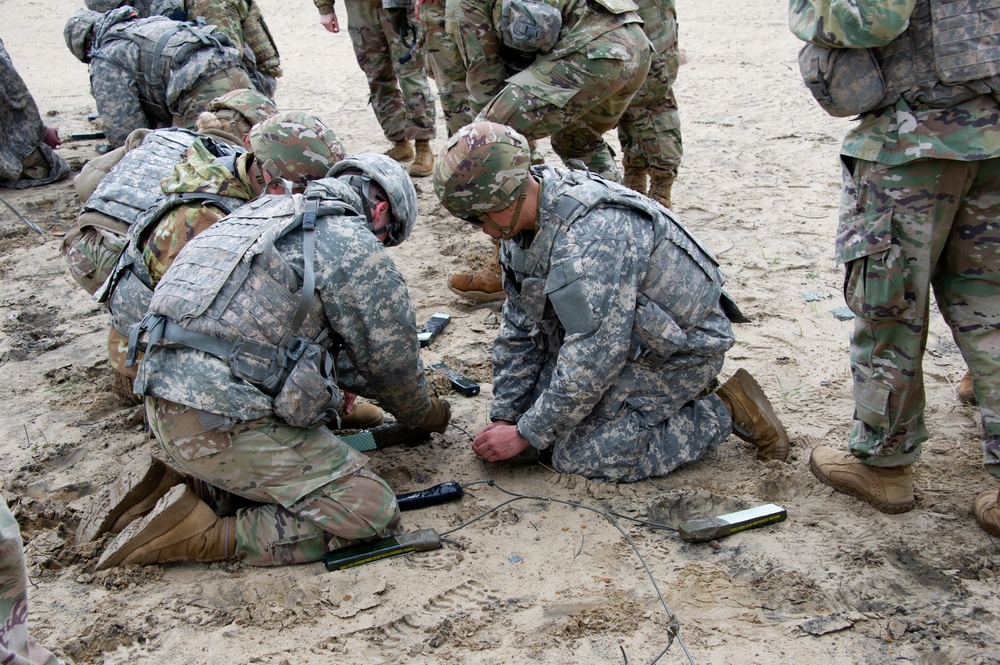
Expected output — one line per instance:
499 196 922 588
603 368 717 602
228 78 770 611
94 15 233 118
82 128 202 231
96 189 245 337
135 181 364 426
799 0 1000 115
509 167 737 364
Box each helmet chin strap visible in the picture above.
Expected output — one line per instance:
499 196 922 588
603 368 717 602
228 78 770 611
484 185 527 240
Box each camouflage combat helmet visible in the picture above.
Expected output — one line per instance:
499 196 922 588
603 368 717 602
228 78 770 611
327 154 418 247
248 111 346 190
208 89 278 142
64 9 105 62
432 121 531 221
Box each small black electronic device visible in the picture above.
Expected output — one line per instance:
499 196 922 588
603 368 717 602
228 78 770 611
429 362 480 397
678 504 787 542
395 481 464 511
418 313 451 347
323 529 441 570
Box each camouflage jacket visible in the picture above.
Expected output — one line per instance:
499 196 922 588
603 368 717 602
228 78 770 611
136 179 433 425
0 39 68 188
187 0 282 77
789 0 1000 164
491 166 734 450
143 138 255 282
88 8 244 148
446 0 644 111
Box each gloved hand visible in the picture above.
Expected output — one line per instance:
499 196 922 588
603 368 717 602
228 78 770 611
417 397 450 434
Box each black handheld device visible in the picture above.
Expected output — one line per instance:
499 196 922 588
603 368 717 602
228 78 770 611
429 362 480 397
395 481 464 511
418 313 451 347
323 529 441 571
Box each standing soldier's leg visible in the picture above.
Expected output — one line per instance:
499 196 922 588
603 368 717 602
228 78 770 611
932 158 1000 480
617 47 681 206
378 3 437 175
344 0 416 155
421 0 472 137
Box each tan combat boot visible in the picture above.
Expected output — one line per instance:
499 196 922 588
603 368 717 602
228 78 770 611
624 167 649 196
809 445 915 513
716 369 790 461
97 484 236 570
409 139 434 177
338 402 385 429
958 370 977 405
385 140 414 163
77 453 184 543
448 243 506 302
649 169 675 209
974 489 1000 537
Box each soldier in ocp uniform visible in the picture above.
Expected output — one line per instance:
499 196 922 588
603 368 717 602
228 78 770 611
617 0 682 209
418 0 473 137
314 0 438 177
64 7 252 149
93 156 451 569
789 0 1000 536
85 0 283 98
0 38 70 189
433 122 789 482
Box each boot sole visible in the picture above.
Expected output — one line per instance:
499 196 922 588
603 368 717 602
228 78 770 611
448 284 507 302
77 453 177 543
731 369 790 462
808 455 916 514
96 483 195 570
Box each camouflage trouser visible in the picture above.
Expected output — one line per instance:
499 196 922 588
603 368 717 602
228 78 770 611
0 497 61 665
616 42 682 176
838 156 1000 478
173 67 253 130
420 0 472 137
59 215 127 296
146 397 401 566
550 354 732 482
477 23 650 183
344 0 436 142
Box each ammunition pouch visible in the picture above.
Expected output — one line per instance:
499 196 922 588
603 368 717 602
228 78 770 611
501 0 562 53
798 43 886 117
272 340 343 429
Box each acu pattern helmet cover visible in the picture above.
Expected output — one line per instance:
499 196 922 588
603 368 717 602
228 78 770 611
64 8 109 62
248 111 346 188
326 153 418 247
432 121 531 218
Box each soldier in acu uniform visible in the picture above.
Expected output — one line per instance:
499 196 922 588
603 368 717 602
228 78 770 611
442 0 652 302
433 122 789 482
85 0 283 98
0 38 70 189
790 0 1000 537
64 7 251 149
93 156 451 569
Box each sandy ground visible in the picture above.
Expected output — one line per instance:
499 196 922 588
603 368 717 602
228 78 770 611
1 0 998 663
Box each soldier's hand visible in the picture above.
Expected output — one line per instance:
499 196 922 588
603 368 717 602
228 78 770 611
319 11 340 33
417 397 450 434
43 126 62 148
471 423 529 462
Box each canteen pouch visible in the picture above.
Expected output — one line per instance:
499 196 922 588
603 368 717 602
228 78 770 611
798 43 886 117
501 0 562 53
272 340 344 429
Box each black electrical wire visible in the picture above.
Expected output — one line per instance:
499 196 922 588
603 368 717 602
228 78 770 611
440 423 695 665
